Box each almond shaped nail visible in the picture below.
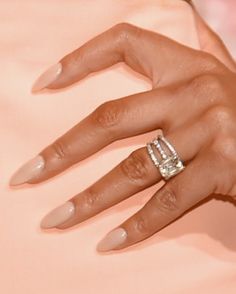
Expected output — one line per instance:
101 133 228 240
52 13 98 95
31 62 62 93
41 201 75 229
97 228 128 252
9 155 45 186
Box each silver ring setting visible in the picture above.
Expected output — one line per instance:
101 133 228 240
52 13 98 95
146 135 185 180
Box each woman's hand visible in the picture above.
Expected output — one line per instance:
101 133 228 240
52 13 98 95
9 20 236 252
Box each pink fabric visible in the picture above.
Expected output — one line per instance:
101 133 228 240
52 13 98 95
1 1 236 293
195 0 236 56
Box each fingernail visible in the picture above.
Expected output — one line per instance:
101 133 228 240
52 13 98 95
31 62 62 93
9 155 45 186
41 201 75 229
96 228 128 252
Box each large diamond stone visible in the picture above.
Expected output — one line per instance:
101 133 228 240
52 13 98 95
159 156 184 180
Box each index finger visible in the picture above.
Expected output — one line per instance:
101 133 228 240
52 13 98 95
31 22 208 92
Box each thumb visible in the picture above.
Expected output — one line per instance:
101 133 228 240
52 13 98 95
189 1 236 71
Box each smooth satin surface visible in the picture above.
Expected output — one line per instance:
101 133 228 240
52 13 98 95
1 1 236 293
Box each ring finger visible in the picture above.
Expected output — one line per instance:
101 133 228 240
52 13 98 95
40 115 214 230
97 151 216 252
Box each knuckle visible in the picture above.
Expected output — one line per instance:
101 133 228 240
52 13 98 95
152 185 180 215
92 100 124 138
113 22 142 48
50 139 71 160
205 106 233 132
82 187 100 210
212 135 236 163
200 52 224 72
203 73 224 92
120 148 150 185
189 73 224 103
114 22 132 32
132 214 150 236
114 22 139 37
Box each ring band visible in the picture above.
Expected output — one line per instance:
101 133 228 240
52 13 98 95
146 135 185 180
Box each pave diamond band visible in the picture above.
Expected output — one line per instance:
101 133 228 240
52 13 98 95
146 135 185 180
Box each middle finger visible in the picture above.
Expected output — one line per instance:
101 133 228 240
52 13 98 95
40 114 214 230
9 79 211 186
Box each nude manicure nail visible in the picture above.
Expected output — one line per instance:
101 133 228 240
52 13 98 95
9 155 45 186
96 228 128 252
31 62 62 93
41 201 75 229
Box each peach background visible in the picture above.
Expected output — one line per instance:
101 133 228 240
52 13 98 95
195 0 236 56
1 1 236 293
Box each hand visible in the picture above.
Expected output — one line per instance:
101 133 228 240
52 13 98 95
9 20 236 252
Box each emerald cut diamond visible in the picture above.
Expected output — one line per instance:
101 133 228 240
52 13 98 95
159 156 184 180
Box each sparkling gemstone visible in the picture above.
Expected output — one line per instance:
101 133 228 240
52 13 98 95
159 156 184 179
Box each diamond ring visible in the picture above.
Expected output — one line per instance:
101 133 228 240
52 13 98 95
146 135 185 180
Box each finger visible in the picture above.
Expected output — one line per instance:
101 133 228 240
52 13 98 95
32 23 154 92
9 78 215 186
96 152 216 252
39 115 215 230
10 88 170 186
31 22 210 92
190 1 236 71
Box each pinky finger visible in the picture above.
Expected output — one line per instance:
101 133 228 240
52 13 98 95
96 153 216 252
